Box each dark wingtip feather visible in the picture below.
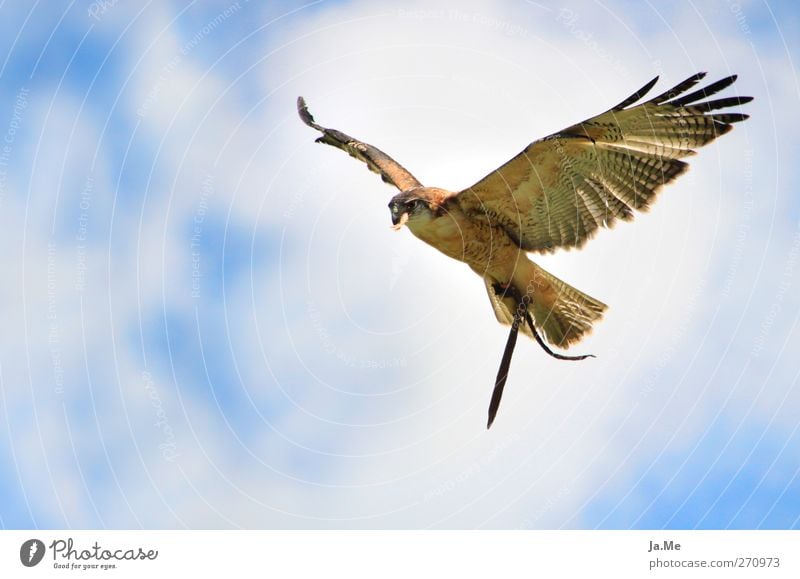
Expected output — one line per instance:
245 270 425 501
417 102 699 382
297 96 323 131
296 95 308 119
689 95 753 112
613 75 659 110
650 72 707 104
668 74 739 107
713 112 750 124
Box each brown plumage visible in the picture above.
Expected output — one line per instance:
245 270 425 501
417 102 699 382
298 72 751 428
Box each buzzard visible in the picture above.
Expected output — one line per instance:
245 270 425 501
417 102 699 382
298 73 751 428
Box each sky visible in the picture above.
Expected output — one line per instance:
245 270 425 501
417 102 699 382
0 0 798 529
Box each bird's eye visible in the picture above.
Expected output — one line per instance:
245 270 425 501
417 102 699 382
409 200 419 211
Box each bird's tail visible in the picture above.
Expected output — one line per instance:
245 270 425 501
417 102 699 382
484 261 607 349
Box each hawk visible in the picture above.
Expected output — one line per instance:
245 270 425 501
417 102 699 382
298 72 751 428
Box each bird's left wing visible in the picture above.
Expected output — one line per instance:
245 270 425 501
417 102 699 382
455 73 752 253
297 97 422 192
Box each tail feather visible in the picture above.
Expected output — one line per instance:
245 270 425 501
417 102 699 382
484 262 606 349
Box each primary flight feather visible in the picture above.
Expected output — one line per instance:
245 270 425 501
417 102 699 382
298 72 751 428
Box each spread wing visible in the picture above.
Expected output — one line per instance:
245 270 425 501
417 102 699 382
455 73 752 253
297 97 422 192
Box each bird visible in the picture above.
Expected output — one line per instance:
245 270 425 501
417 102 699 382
297 72 751 429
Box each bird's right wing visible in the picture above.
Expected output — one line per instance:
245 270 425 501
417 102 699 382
297 97 422 192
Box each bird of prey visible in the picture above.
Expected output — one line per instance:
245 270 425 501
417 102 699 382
298 72 751 428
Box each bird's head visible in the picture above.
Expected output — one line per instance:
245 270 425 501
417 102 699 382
388 188 444 231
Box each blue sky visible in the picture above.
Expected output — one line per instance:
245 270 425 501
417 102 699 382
0 0 798 529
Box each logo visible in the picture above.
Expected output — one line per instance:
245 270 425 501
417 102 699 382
20 539 46 567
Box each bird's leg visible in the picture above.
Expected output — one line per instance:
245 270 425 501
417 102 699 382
494 281 595 361
492 281 512 297
522 310 595 362
486 282 594 428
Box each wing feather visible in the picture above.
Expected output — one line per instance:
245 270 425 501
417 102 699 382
456 74 752 252
297 97 422 192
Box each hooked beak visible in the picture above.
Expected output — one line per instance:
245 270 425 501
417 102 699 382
391 211 409 231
